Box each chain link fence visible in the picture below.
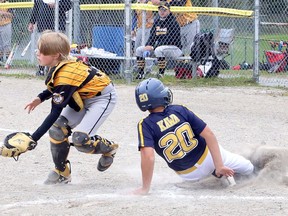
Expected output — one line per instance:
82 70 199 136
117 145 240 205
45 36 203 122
0 0 287 87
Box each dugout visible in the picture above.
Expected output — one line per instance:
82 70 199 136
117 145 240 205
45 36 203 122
89 25 124 74
77 0 125 75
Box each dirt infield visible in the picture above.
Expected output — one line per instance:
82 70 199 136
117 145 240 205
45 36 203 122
0 76 288 216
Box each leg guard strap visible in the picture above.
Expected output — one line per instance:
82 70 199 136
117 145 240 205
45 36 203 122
72 132 114 154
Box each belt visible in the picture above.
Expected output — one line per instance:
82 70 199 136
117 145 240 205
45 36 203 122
176 146 209 175
96 83 114 96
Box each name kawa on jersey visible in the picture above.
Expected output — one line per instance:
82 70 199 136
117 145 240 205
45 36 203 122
156 114 180 132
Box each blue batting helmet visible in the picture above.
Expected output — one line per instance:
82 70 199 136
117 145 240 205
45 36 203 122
135 78 173 112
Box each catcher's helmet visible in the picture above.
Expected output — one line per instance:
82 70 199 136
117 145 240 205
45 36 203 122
135 78 172 112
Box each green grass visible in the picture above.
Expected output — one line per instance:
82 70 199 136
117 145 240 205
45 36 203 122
260 34 288 42
10 60 36 68
2 71 288 93
158 76 258 88
224 33 288 67
112 72 259 88
221 68 288 78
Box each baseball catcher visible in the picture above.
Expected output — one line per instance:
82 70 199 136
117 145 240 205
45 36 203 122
0 31 119 185
0 132 37 161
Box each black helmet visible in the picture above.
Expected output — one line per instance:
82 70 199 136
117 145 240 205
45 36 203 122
135 78 172 112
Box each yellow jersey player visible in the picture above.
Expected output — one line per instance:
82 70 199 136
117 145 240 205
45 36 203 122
0 0 13 63
1 31 119 184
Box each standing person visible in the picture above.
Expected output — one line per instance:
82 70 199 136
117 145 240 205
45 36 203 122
152 0 200 55
132 0 154 52
131 0 154 74
133 78 254 195
135 2 182 79
1 31 119 184
0 0 13 63
28 0 72 75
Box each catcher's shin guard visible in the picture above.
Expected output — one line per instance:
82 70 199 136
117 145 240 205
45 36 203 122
95 136 119 172
72 132 118 155
49 116 71 172
72 132 118 171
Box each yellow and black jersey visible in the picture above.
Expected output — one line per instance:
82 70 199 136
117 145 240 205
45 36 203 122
167 0 198 27
46 60 111 100
32 60 112 141
146 13 182 49
0 2 13 26
135 1 154 29
43 60 111 112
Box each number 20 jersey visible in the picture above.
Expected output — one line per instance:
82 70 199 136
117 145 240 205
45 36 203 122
137 105 207 172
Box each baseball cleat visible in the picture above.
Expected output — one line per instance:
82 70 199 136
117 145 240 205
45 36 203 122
44 171 71 185
44 162 71 185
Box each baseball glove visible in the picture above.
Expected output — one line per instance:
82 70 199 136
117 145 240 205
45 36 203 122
0 132 37 160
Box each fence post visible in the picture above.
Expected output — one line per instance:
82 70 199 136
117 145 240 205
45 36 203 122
67 9 73 43
30 30 36 65
124 0 132 83
141 10 146 46
212 0 219 30
54 0 59 32
253 0 260 83
73 0 81 44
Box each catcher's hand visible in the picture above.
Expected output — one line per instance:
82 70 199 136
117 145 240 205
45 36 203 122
0 132 37 161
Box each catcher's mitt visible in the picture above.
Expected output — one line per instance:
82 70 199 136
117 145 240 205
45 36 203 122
0 132 37 161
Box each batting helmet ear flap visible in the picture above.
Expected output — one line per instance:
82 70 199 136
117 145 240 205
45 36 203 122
166 88 173 105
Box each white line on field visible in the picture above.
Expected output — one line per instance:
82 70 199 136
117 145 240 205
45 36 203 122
87 193 288 201
0 127 16 133
0 194 287 210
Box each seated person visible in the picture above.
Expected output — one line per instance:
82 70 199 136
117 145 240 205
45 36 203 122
135 2 182 79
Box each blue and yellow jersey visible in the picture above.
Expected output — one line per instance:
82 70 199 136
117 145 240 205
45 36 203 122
137 104 207 172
